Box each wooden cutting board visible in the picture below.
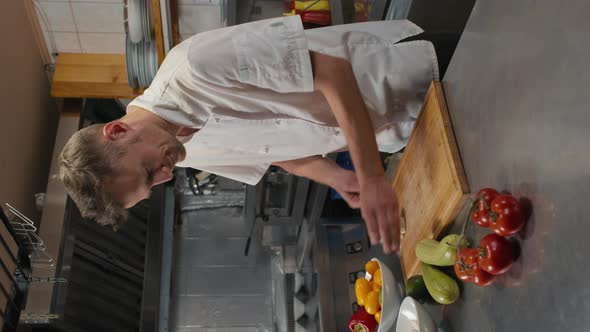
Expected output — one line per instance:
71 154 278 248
392 81 469 280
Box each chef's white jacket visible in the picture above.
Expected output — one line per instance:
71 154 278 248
128 16 439 185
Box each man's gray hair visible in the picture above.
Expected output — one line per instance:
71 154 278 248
58 124 127 230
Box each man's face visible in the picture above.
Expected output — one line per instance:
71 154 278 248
103 123 186 208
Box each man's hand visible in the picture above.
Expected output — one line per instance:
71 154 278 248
359 175 400 254
332 171 401 254
331 169 361 209
273 157 362 208
273 156 400 253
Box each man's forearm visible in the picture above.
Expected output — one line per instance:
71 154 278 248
308 51 401 253
309 51 384 184
272 156 340 187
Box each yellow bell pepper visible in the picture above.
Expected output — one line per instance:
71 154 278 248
373 269 382 287
365 291 381 315
365 260 379 275
355 278 371 306
294 0 330 11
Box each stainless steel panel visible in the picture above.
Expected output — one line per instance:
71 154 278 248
159 185 176 332
172 198 273 332
261 224 298 247
368 0 389 20
141 185 177 332
290 178 310 225
264 170 296 218
176 238 250 267
222 0 238 27
180 191 245 212
295 214 313 272
173 295 271 327
270 248 289 332
324 227 350 332
216 177 245 191
173 267 270 296
243 184 258 237
177 328 263 332
321 223 370 332
329 0 354 25
315 226 335 332
24 113 79 315
181 208 247 239
441 0 590 330
385 0 412 20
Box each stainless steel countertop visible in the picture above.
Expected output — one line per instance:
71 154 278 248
440 0 590 330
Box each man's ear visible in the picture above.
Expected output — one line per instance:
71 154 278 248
103 121 131 141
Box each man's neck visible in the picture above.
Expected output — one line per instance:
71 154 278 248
124 105 183 136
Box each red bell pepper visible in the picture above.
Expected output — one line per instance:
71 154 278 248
348 307 377 332
298 10 331 26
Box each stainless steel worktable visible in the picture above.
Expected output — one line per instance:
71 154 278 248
439 0 590 330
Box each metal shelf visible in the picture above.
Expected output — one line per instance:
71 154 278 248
0 206 33 332
329 0 354 25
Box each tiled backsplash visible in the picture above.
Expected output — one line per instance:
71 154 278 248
36 0 126 57
35 0 225 59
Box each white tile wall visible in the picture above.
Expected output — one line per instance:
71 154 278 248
71 3 125 33
53 32 82 52
37 2 76 32
41 0 123 2
79 33 126 53
36 0 126 55
35 0 229 58
71 0 123 3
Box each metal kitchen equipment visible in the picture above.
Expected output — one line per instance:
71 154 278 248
0 206 32 332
